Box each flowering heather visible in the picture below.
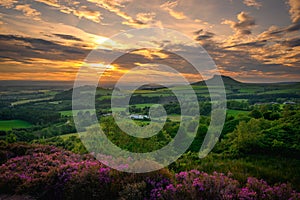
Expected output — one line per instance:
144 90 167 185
148 170 300 200
0 144 115 199
0 143 299 199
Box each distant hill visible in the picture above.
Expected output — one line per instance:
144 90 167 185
0 80 73 91
139 84 167 90
192 75 242 86
0 76 299 91
192 75 299 87
0 80 73 87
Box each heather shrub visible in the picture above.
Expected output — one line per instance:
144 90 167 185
119 182 147 200
61 164 114 200
0 144 114 199
238 177 300 200
149 170 239 200
0 143 299 200
0 144 172 199
148 170 300 200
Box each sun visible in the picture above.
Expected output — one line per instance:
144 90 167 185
106 64 116 70
85 63 116 70
94 36 109 45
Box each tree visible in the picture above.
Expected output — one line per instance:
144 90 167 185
6 133 17 143
226 119 269 155
249 109 263 119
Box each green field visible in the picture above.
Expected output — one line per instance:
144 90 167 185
140 93 171 97
0 120 33 131
168 114 181 122
49 101 62 104
11 97 53 106
227 109 249 117
59 133 78 140
157 111 249 122
60 109 95 117
133 103 155 108
261 89 300 95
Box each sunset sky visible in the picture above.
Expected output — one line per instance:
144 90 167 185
0 0 300 83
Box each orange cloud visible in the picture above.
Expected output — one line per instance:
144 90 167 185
0 0 17 8
222 12 255 36
132 49 169 60
72 6 102 23
243 0 262 9
87 0 133 23
15 4 41 20
160 1 187 20
135 12 156 23
35 0 60 8
0 58 82 81
288 0 300 23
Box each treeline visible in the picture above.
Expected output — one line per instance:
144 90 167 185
227 100 250 110
2 121 77 143
228 93 300 104
129 102 212 116
0 107 61 125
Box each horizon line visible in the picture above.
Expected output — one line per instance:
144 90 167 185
0 75 299 85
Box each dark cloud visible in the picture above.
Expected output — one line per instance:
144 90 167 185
0 56 31 64
130 19 145 25
223 12 256 36
0 35 55 45
262 22 300 38
286 53 300 59
286 22 300 32
282 38 300 47
225 40 267 48
193 29 215 41
0 34 89 62
267 28 285 36
54 34 83 41
234 13 255 29
239 29 251 35
111 49 199 75
190 32 300 79
196 32 215 41
193 29 204 35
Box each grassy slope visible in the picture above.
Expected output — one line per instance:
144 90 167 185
227 109 249 117
0 120 33 131
60 109 95 117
